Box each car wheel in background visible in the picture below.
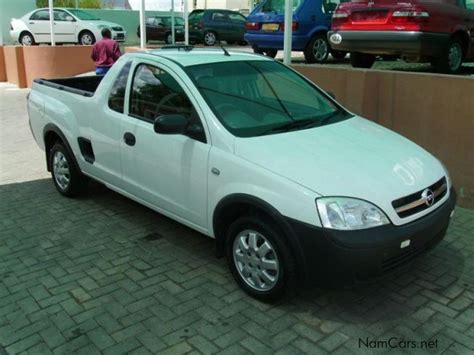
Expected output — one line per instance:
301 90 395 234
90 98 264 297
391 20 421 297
165 32 173 44
350 52 376 69
254 48 278 58
20 32 35 46
434 38 463 74
49 143 86 197
304 34 330 63
79 31 96 46
203 31 217 46
226 216 297 301
331 50 347 60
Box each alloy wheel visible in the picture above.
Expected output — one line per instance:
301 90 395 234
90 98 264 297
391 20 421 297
233 230 280 291
204 32 216 46
81 34 93 45
313 38 328 62
448 42 462 72
21 34 33 46
53 151 70 191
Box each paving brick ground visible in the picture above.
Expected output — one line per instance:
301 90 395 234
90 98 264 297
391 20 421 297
1 83 473 354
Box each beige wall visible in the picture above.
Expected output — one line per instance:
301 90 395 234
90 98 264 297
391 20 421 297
293 65 474 209
22 46 95 88
0 47 6 82
4 46 26 88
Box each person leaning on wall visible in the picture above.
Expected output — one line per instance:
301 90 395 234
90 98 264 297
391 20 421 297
91 28 122 75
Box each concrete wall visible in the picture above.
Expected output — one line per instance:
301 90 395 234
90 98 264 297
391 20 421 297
293 65 474 208
0 47 6 82
0 0 36 46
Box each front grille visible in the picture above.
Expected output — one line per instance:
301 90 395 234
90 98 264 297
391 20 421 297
111 26 123 31
114 33 125 39
392 177 447 218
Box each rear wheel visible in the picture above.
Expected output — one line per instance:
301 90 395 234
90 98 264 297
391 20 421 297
49 143 86 197
350 52 376 68
226 216 296 301
304 34 330 63
79 31 96 45
433 38 463 74
254 48 278 58
203 31 217 46
165 32 173 44
20 32 35 46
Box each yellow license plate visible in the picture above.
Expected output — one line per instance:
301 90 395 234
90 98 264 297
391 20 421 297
262 23 280 31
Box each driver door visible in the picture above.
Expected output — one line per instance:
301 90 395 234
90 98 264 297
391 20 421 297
121 61 210 230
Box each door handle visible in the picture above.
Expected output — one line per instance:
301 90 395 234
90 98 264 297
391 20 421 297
29 22 34 24
123 132 136 146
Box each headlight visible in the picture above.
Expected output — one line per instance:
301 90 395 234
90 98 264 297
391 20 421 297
316 197 390 230
439 160 452 188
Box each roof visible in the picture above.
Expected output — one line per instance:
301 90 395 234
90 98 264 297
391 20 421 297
134 48 270 67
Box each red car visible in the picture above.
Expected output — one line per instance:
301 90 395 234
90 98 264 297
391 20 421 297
328 0 474 73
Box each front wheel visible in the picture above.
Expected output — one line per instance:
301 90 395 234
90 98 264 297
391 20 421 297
49 143 86 197
226 216 296 301
203 31 217 46
304 34 330 63
350 52 376 69
79 31 96 45
254 48 278 58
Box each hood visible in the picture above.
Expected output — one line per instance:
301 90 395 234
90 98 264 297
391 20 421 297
234 116 445 223
89 20 123 29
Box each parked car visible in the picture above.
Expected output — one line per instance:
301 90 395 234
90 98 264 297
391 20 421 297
28 48 456 300
137 16 185 44
244 0 348 61
328 0 474 74
10 8 127 46
188 9 247 46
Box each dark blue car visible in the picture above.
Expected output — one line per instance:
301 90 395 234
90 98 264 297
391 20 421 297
244 0 347 62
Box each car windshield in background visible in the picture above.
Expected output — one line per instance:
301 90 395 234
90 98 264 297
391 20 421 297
67 9 100 20
189 11 204 21
186 61 350 137
262 0 302 12
163 17 185 26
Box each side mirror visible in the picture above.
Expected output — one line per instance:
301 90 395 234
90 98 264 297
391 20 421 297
66 16 75 22
154 114 189 134
327 91 336 100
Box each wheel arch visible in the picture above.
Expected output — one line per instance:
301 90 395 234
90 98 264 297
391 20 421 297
43 124 76 172
19 30 35 43
451 30 470 58
307 26 329 43
212 194 305 272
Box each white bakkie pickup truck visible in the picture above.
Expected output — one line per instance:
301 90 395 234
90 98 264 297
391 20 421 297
28 47 456 300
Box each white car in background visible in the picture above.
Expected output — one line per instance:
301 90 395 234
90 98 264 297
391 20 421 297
10 8 127 46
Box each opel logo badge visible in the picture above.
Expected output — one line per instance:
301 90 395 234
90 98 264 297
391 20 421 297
330 33 342 44
421 189 435 207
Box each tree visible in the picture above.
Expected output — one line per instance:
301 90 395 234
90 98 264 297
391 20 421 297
36 0 101 8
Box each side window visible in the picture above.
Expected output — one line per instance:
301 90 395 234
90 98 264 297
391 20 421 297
229 13 246 22
322 0 351 13
108 62 132 113
212 12 228 21
130 64 193 120
146 17 155 25
30 10 50 21
54 10 68 21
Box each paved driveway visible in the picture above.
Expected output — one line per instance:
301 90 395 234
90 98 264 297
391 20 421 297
0 83 473 354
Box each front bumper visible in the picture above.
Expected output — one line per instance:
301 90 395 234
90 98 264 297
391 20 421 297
287 188 457 286
328 30 449 57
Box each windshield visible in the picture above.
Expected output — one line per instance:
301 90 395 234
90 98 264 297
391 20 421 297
163 17 185 26
186 61 350 137
262 0 302 13
67 9 100 20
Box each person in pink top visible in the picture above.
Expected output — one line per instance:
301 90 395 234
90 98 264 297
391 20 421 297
91 28 122 75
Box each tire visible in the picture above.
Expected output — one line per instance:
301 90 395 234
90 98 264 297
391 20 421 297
254 48 278 58
331 50 347 60
433 38 464 74
49 143 86 197
304 34 330 63
20 32 35 46
203 31 217 46
79 31 96 46
165 32 173 44
226 216 297 301
350 52 376 69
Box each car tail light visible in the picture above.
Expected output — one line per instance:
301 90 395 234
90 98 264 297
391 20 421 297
280 21 299 32
245 22 260 30
197 20 204 29
332 9 350 26
391 8 429 23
